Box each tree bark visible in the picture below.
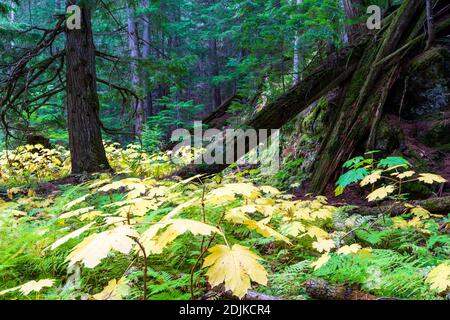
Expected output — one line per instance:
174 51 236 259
293 0 303 85
309 0 424 194
425 0 435 50
65 1 111 174
340 0 364 44
141 0 153 119
127 3 144 137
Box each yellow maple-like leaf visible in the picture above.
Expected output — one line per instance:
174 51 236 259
126 183 147 199
66 225 138 268
425 263 450 292
259 186 281 195
392 216 408 229
311 253 330 270
360 170 382 187
280 221 305 237
206 183 260 204
418 173 447 184
336 243 362 255
202 244 268 299
397 171 415 179
410 206 431 219
88 178 112 189
141 219 221 255
19 279 55 295
312 239 336 253
305 226 329 240
294 207 313 220
93 278 129 300
225 208 251 224
49 222 95 250
244 218 291 244
366 185 395 202
98 178 141 191
311 207 334 220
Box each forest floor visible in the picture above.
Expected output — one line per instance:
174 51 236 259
0 144 449 300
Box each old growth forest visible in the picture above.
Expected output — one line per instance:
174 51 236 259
0 0 449 302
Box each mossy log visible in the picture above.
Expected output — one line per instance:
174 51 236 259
350 196 450 216
310 3 450 194
305 279 377 300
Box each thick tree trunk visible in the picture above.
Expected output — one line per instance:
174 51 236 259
65 1 111 174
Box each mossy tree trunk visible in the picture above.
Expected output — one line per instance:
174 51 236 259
309 0 450 193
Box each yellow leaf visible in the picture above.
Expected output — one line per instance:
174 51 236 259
93 278 129 300
280 221 305 237
88 178 112 189
60 206 95 219
311 253 330 270
66 225 138 268
311 207 334 220
357 247 372 258
225 208 251 224
259 186 281 195
425 263 450 292
143 219 221 254
392 216 408 229
366 185 395 202
397 171 415 179
19 279 55 295
98 178 143 193
244 219 291 244
312 239 336 253
80 210 103 221
49 222 95 250
11 210 27 218
64 194 90 210
418 173 447 184
206 183 260 204
360 170 382 187
410 206 439 219
336 243 362 255
305 226 329 240
7 187 21 199
202 244 268 299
